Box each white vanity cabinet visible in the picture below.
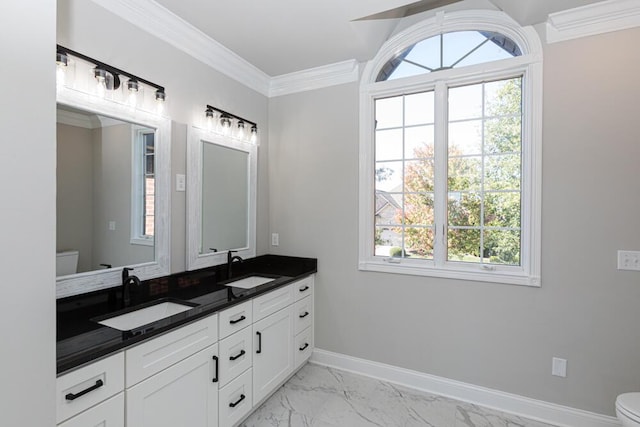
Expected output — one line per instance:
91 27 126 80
57 274 315 427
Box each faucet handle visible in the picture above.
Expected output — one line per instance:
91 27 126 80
122 267 134 281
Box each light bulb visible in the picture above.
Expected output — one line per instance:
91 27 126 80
205 108 215 130
94 67 107 98
56 51 68 88
220 115 232 136
250 125 258 143
127 80 139 109
236 120 245 139
155 89 166 115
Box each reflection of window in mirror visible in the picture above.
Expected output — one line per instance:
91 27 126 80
131 127 155 246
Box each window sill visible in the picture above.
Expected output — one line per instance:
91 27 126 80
358 260 539 287
130 237 154 247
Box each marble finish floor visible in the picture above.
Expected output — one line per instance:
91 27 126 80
241 363 558 427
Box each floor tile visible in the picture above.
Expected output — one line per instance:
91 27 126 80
240 363 558 427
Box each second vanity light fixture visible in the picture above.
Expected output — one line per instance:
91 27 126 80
205 105 258 144
56 44 166 112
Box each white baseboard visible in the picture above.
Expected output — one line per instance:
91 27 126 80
310 349 620 427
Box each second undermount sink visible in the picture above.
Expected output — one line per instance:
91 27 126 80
228 275 275 289
96 300 197 331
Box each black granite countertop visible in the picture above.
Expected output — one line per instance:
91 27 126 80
57 255 317 375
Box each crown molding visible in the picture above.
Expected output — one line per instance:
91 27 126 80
546 0 640 44
90 0 271 96
269 60 360 97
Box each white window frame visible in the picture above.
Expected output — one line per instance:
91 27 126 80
358 10 543 286
131 126 155 246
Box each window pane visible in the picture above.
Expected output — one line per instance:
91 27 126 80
404 193 434 226
375 226 402 256
455 41 515 68
405 125 434 159
484 192 521 228
449 120 482 155
443 31 488 67
484 229 521 265
405 92 435 126
484 154 520 190
387 61 427 81
448 84 482 121
404 227 434 259
375 192 402 225
485 116 521 154
448 156 481 191
405 160 434 192
448 192 481 226
375 161 402 192
485 78 521 117
146 154 155 175
404 35 441 71
448 228 481 262
376 96 403 129
375 129 403 161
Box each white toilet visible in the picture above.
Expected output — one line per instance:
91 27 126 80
56 250 79 276
617 393 640 426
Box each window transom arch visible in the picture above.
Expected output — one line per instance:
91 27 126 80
358 10 542 286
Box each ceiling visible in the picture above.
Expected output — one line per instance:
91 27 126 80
153 0 604 76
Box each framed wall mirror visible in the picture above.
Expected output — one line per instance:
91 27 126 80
186 127 257 271
56 88 171 298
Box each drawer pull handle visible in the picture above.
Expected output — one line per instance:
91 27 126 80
212 355 219 383
229 394 246 408
229 350 246 361
256 331 262 354
299 311 310 319
229 315 246 325
299 286 309 292
65 379 104 401
299 343 309 351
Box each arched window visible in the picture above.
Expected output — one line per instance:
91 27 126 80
358 11 542 286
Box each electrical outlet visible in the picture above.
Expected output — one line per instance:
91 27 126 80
271 233 279 246
176 174 186 192
108 221 116 231
552 357 567 377
617 250 640 271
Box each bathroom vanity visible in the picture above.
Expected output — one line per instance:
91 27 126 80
56 255 316 427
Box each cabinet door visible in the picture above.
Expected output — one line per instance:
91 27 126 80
58 393 124 427
252 306 294 404
126 344 219 427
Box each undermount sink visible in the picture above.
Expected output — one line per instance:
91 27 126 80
228 275 275 289
96 300 197 331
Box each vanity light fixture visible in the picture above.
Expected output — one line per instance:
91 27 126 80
204 104 258 143
56 45 167 110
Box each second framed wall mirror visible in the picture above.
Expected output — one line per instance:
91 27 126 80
186 127 257 271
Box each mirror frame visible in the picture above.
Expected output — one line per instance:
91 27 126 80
56 87 171 298
186 126 257 270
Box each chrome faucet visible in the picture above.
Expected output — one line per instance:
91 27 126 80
227 251 243 278
122 267 141 308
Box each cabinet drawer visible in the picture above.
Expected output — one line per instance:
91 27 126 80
219 368 253 427
252 284 293 322
294 295 312 335
218 326 253 387
219 300 253 340
58 392 124 427
56 352 124 424
126 314 218 387
294 327 313 369
294 275 314 301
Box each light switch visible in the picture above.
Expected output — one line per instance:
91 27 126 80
552 357 567 377
176 174 186 192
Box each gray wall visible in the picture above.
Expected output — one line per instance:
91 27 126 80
0 0 56 425
57 0 271 274
57 122 94 272
268 28 640 416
